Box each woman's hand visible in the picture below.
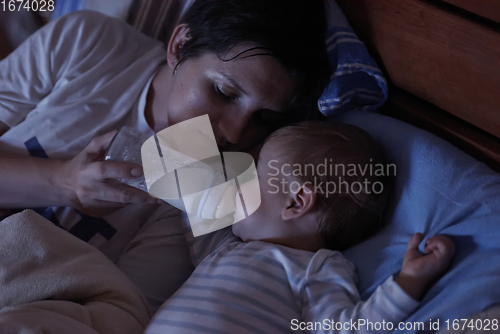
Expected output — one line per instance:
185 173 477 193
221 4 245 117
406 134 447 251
395 233 455 301
56 131 160 217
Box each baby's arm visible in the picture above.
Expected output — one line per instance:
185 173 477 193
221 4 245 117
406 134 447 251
394 233 455 301
301 234 455 333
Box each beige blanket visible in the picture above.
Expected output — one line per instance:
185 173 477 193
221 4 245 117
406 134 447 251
0 210 152 334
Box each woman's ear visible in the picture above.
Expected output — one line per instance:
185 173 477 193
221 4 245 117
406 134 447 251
166 24 190 69
282 185 316 221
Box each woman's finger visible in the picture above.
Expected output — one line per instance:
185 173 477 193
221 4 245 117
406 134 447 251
90 161 144 180
85 130 119 154
87 181 158 204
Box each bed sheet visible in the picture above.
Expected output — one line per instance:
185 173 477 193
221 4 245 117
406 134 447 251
336 111 500 332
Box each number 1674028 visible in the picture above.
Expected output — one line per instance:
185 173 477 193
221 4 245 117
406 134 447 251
1 0 55 12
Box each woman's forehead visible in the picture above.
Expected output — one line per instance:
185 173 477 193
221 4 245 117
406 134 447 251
207 45 297 110
220 44 275 62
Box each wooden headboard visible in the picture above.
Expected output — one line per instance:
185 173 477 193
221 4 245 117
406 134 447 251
336 0 500 172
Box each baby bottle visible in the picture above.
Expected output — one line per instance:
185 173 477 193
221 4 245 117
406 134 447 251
105 125 260 229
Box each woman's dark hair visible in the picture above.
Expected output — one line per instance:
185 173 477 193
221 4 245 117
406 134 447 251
180 0 330 119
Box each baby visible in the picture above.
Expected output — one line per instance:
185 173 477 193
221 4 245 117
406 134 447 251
146 121 455 334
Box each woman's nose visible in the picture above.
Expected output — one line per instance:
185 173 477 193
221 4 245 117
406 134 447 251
219 113 249 145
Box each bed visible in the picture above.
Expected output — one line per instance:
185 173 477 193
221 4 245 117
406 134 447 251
0 0 499 333
332 1 500 332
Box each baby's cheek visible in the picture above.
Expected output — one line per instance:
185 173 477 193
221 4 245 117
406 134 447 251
238 176 261 217
233 189 246 223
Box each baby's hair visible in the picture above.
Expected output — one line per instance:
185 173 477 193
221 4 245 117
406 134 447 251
267 121 393 251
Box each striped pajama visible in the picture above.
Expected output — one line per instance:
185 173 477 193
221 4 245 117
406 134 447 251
146 227 419 333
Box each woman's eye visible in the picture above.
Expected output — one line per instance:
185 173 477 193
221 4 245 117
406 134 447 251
215 85 236 101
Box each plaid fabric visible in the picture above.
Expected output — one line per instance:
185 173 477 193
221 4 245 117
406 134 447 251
318 0 388 117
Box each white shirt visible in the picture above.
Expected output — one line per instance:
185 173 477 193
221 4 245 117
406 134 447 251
0 10 171 261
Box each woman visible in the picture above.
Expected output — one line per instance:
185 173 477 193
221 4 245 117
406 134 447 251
0 0 329 311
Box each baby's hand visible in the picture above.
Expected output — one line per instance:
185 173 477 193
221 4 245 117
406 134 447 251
395 233 455 301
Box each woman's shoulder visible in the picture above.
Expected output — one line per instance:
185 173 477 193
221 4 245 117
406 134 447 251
47 10 163 52
39 10 165 75
59 10 114 25
49 10 122 36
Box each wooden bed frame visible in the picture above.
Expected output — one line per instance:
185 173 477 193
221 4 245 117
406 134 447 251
336 0 500 172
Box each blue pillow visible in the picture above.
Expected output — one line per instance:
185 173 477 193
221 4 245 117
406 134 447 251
319 0 388 117
337 111 500 329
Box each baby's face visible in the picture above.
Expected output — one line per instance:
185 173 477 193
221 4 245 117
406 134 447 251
232 137 322 250
232 138 288 242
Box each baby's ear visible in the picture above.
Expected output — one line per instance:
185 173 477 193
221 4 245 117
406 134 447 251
282 185 316 220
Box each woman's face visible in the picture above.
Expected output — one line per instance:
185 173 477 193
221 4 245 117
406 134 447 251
145 26 297 152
